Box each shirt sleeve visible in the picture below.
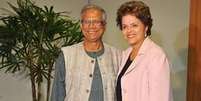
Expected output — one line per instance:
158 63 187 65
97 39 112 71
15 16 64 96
148 53 172 101
51 52 66 101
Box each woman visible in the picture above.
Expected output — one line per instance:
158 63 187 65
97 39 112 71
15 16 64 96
115 1 172 101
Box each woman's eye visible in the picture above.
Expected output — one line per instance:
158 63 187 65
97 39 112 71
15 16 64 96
131 24 138 27
122 26 126 29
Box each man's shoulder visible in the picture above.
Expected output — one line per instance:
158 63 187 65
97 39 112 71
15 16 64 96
103 42 121 51
103 42 122 55
61 42 83 51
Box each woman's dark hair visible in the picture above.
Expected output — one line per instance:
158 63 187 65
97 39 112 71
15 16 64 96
116 0 153 36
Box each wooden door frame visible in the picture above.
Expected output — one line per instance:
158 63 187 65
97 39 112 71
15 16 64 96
187 0 201 101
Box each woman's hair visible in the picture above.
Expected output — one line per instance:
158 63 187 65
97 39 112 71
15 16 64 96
116 0 153 36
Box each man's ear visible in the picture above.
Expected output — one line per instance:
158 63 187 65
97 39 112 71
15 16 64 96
80 23 83 29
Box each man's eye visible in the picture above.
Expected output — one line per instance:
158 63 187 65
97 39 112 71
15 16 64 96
94 21 102 24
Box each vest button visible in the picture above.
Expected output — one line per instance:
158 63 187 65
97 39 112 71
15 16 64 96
89 74 93 77
86 89 89 93
91 60 94 63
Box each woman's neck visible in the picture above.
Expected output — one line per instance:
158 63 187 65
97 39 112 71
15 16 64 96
130 39 145 60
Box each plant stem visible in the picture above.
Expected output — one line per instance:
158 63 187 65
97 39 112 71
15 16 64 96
30 72 37 101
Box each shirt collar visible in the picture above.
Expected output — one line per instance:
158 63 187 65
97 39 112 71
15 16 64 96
85 47 104 58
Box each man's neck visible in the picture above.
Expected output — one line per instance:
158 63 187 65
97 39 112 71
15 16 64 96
83 41 103 52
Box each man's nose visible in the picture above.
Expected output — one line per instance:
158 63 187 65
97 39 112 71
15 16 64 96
88 21 96 28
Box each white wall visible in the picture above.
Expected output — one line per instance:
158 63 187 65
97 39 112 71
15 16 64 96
0 0 189 101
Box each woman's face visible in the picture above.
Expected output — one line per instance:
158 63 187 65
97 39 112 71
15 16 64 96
121 14 148 47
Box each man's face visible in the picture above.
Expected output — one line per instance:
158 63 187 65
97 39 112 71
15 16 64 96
81 9 105 43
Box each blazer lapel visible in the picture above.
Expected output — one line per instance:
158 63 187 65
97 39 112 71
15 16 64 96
124 53 145 75
118 47 133 75
119 37 152 76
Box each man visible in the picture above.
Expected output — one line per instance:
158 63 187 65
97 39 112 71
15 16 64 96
51 4 121 101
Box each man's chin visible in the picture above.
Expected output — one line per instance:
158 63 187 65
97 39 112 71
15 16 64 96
85 38 101 42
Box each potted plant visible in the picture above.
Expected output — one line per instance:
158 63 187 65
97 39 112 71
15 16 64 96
0 0 83 101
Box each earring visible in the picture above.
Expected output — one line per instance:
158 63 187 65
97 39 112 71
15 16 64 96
144 33 147 37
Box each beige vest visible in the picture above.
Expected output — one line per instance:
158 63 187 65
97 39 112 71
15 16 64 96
61 42 121 101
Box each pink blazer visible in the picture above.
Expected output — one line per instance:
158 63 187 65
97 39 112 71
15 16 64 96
118 37 173 101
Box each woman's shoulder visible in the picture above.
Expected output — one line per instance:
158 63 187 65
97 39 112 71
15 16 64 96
149 39 166 55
